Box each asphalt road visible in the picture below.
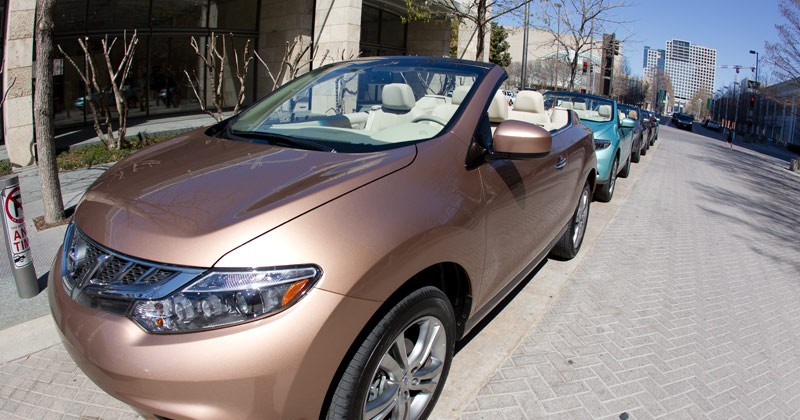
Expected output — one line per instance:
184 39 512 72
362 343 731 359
2 123 799 419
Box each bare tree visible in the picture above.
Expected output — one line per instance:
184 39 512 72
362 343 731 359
58 32 138 150
766 0 800 90
404 0 536 61
184 33 254 122
34 0 65 226
539 0 631 89
253 37 334 93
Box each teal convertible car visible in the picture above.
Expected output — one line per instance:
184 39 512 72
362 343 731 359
544 92 634 202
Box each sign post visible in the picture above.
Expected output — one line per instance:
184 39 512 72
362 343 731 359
1 175 39 298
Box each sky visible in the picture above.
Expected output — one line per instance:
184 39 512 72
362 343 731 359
500 0 785 91
611 0 783 91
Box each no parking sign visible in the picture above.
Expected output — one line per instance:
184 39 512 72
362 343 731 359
1 175 39 298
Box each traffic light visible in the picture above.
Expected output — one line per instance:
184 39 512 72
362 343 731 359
582 61 588 74
580 89 587 94
750 96 755 108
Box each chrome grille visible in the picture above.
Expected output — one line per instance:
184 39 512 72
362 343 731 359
63 227 179 292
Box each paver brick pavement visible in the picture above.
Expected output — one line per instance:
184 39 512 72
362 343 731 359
459 127 800 419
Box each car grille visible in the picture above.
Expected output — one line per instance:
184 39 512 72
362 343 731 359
63 227 179 292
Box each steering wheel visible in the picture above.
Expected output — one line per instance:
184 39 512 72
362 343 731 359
412 115 448 126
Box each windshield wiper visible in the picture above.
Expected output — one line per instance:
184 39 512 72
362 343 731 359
228 130 336 153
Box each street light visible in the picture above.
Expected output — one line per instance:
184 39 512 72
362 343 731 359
750 49 760 137
554 2 562 90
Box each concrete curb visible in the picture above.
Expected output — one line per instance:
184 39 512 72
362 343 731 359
0 315 59 364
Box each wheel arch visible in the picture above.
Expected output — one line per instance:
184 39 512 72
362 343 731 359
319 262 472 417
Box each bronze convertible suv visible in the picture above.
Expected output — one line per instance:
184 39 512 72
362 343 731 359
49 57 597 419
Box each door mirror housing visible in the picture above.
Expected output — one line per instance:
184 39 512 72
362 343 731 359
620 117 635 129
490 120 552 159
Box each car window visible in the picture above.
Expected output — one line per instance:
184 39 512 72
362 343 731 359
229 59 487 153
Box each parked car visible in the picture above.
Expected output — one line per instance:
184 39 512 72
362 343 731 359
618 104 648 162
545 91 634 202
643 110 659 144
49 56 597 420
703 119 723 132
503 89 516 105
673 112 694 131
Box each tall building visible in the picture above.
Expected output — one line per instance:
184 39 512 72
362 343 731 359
642 46 665 79
662 39 717 109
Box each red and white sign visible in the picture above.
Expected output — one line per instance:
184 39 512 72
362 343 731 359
2 185 32 268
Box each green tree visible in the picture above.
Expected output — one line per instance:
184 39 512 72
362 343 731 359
490 22 511 67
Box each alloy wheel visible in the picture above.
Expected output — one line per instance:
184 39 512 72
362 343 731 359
572 186 590 247
364 316 447 419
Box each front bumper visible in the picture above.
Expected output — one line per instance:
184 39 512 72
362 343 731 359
48 251 381 420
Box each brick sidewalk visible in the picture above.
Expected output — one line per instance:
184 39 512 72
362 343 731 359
458 127 800 419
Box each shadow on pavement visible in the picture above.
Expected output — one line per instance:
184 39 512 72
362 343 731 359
685 142 800 272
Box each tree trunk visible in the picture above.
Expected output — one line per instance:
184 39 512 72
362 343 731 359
475 1 487 61
34 0 65 225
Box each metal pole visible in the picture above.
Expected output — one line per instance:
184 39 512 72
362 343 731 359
0 175 39 298
521 2 530 89
554 3 561 90
734 80 740 140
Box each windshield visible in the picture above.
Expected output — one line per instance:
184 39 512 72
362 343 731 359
676 113 694 121
229 58 487 153
543 93 615 122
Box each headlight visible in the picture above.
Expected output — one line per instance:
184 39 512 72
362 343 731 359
593 139 611 150
130 266 321 334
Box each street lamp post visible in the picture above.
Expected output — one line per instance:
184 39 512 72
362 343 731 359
749 49 760 138
733 81 740 140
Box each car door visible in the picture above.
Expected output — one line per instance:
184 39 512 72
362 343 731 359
475 114 567 308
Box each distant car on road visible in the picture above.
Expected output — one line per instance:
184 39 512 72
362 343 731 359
672 112 694 131
643 110 659 144
703 119 723 132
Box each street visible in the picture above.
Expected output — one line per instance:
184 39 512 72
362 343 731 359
1 123 799 419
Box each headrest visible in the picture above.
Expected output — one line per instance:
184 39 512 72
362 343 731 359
452 85 471 105
514 91 545 113
574 102 587 111
560 101 574 109
488 91 508 123
598 105 612 118
628 110 638 120
382 83 416 112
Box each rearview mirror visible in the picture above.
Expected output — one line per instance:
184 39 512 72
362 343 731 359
620 118 635 129
491 120 552 159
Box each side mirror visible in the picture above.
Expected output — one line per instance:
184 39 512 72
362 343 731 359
491 120 552 159
620 117 635 129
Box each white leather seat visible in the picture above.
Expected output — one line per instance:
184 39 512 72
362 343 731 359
432 85 471 121
366 83 417 131
510 91 550 128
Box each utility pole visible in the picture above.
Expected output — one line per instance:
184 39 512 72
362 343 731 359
554 3 561 90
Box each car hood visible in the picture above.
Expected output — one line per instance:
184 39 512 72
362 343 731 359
74 130 416 267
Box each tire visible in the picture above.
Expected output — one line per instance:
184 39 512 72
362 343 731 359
641 141 648 156
631 140 641 163
594 157 617 202
618 151 631 178
550 181 591 260
326 287 455 420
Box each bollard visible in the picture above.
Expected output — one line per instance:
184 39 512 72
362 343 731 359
0 175 39 298
791 159 800 173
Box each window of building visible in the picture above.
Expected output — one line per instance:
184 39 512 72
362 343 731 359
360 4 407 57
51 0 260 129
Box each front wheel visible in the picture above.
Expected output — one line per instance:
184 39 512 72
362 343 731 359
326 287 455 420
550 181 591 260
594 158 617 202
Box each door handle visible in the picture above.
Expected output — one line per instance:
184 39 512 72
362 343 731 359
555 157 567 170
